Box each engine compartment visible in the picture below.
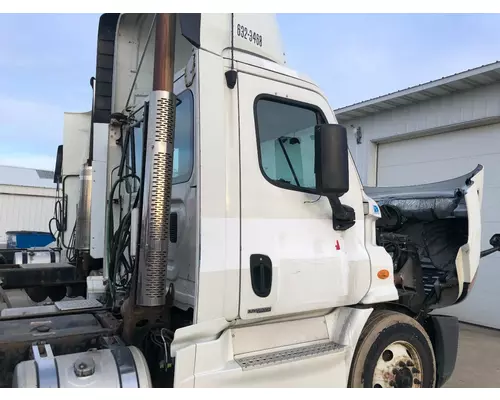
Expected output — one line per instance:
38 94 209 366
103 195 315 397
365 172 474 314
377 202 468 313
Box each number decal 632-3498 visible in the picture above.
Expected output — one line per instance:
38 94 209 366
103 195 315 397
236 24 263 47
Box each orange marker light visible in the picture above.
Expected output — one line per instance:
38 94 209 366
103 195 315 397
377 269 390 280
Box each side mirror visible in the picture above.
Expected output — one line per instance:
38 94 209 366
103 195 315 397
314 124 349 196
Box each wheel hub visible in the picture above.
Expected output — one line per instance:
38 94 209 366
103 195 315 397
394 366 414 388
372 341 423 388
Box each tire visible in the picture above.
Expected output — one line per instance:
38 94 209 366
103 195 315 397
48 285 67 302
348 310 436 388
25 287 48 303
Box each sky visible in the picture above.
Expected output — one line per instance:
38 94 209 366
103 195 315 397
1 13 500 171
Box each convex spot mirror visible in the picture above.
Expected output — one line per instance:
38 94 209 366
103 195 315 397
490 233 500 248
314 124 349 196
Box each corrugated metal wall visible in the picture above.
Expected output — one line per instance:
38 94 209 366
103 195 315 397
342 82 500 185
0 184 57 247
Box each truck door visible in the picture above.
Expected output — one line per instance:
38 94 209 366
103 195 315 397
237 70 371 320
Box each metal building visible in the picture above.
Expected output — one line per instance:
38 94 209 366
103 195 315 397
335 61 500 329
0 165 57 248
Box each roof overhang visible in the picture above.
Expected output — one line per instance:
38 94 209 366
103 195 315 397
335 61 500 123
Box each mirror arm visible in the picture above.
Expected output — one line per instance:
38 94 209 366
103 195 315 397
480 233 500 258
327 195 356 231
480 247 499 258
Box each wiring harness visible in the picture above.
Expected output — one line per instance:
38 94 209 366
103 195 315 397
106 124 142 306
106 173 140 301
48 189 77 263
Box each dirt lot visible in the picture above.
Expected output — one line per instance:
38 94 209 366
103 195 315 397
444 323 500 388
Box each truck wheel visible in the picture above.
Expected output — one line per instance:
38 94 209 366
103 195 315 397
348 310 436 388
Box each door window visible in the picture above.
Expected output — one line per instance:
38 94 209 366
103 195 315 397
255 97 323 191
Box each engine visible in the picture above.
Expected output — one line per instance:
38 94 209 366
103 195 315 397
375 202 468 312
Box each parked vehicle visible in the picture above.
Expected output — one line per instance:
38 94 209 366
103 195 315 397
1 13 499 389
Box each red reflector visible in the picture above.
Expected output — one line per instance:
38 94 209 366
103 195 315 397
335 240 341 251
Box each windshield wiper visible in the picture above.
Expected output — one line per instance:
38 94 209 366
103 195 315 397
278 137 300 187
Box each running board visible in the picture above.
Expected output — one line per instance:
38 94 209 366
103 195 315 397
235 341 345 370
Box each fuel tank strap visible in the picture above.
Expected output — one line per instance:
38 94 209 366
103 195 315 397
110 344 139 388
33 343 59 388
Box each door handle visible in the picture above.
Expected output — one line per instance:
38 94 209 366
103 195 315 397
250 254 272 298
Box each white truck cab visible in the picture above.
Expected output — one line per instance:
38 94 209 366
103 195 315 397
1 13 494 389
94 13 485 388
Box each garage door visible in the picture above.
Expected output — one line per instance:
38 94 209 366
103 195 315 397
377 124 500 329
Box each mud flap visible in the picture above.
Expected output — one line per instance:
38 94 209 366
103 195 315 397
428 315 459 388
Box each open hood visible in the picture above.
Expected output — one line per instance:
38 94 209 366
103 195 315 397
364 165 484 311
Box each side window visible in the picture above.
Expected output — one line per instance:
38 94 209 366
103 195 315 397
255 97 323 190
127 125 143 193
128 89 194 188
172 90 194 184
132 125 143 177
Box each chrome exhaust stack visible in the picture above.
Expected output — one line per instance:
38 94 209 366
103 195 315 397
74 163 93 277
136 91 176 307
135 14 177 308
75 164 93 252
